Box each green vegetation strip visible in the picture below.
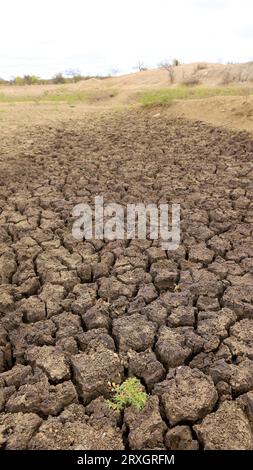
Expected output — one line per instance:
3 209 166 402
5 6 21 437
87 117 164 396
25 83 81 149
139 85 253 106
0 89 118 104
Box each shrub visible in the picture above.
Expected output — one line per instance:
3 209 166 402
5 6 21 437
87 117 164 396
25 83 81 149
172 58 181 67
23 75 41 85
53 73 66 84
158 61 175 84
106 378 148 412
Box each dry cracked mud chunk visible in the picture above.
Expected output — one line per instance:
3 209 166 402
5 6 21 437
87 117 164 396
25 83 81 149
0 412 42 449
52 312 82 339
186 223 214 243
224 319 253 359
196 295 220 311
113 314 156 352
208 358 253 395
0 325 12 372
127 297 146 315
194 401 253 450
82 300 110 330
39 283 65 318
197 308 236 352
137 283 158 304
160 290 193 312
77 328 115 353
5 378 77 416
117 268 152 285
207 235 231 256
167 306 195 327
128 350 165 391
86 397 121 427
165 426 199 450
77 263 92 283
72 283 97 315
29 416 124 450
223 284 253 319
58 403 88 423
0 385 16 412
112 254 147 276
18 297 46 323
93 252 114 280
98 276 137 300
155 367 217 425
0 364 32 388
150 259 178 291
0 250 17 284
146 247 167 263
155 326 201 369
229 359 253 396
190 269 223 298
124 396 166 450
0 285 15 314
142 300 168 326
25 345 70 382
237 391 253 428
189 243 214 265
71 346 124 404
56 337 79 355
9 320 56 362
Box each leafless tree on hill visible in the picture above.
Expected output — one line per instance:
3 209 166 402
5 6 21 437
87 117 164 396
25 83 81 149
158 61 175 84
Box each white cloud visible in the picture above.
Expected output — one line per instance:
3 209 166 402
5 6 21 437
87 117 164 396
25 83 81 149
0 0 253 78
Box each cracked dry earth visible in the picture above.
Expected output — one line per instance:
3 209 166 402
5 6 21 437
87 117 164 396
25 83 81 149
1 109 253 451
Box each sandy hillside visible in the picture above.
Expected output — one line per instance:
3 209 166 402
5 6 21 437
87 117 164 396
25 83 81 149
1 62 253 134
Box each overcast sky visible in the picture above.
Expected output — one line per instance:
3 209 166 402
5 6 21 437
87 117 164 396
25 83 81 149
0 0 253 79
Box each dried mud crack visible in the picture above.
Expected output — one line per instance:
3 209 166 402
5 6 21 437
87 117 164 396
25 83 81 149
0 110 253 450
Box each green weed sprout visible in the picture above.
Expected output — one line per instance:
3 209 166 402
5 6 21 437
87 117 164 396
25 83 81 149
106 377 148 412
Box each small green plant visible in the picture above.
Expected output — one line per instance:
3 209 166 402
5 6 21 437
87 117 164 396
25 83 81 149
106 378 148 412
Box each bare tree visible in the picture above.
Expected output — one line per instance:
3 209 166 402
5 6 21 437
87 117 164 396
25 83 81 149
158 60 175 84
134 60 147 72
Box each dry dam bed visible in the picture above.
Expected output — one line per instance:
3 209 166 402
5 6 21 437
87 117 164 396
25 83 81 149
0 110 253 450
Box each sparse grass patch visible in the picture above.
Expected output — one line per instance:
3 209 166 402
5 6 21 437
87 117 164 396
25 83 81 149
139 85 253 107
106 377 148 412
0 89 118 104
